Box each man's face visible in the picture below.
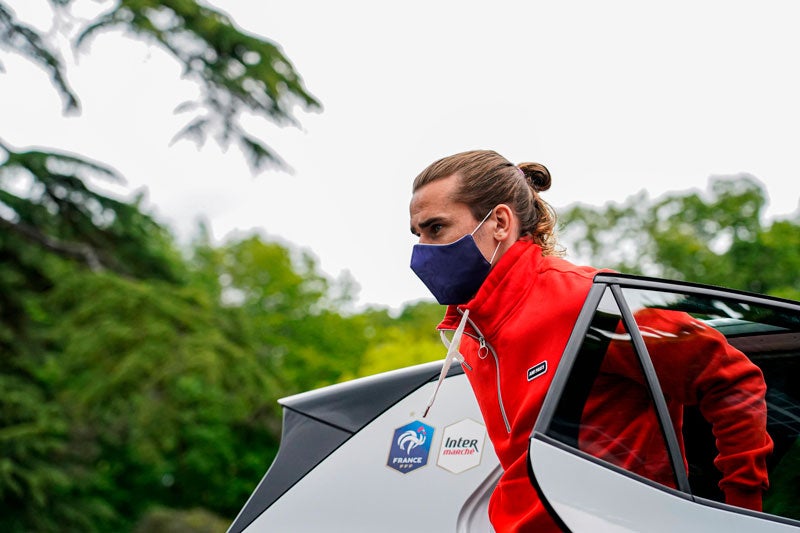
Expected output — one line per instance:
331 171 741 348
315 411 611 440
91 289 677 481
410 174 479 245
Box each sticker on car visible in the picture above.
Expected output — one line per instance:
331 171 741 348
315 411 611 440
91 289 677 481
387 420 435 474
437 418 486 474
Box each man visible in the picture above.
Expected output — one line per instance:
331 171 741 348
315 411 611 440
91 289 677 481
409 149 772 531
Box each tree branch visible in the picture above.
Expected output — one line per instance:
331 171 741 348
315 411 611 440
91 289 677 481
0 215 104 272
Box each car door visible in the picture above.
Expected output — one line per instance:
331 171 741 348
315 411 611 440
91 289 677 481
529 274 800 532
230 361 503 533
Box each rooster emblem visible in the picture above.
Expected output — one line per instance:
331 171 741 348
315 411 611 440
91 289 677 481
397 426 427 454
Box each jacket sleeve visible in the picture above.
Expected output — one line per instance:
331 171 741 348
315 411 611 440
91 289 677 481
634 309 773 511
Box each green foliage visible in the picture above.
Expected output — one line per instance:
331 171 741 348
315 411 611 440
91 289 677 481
0 372 75 532
132 507 230 533
0 2 79 111
354 327 443 378
0 225 377 531
0 142 184 282
189 232 370 393
1 0 319 171
0 195 386 531
559 174 800 300
0 0 319 313
728 217 800 299
0 3 324 526
0 142 192 530
74 0 321 170
348 301 446 378
0 257 117 531
38 269 282 526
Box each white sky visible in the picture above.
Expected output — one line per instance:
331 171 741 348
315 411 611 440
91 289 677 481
2 1 799 312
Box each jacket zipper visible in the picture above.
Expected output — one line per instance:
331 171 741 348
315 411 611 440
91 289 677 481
458 312 512 434
481 336 512 433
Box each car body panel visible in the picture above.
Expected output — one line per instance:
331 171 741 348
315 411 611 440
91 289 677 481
235 372 500 532
529 439 797 532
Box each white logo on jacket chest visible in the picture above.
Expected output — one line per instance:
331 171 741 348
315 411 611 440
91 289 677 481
527 360 548 381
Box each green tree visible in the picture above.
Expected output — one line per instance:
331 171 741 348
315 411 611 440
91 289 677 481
0 0 319 315
6 228 367 531
1 0 319 169
0 2 320 530
189 231 370 394
559 174 800 300
40 267 282 529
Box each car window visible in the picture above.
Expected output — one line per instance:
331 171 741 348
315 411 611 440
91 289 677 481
545 283 800 524
547 289 678 489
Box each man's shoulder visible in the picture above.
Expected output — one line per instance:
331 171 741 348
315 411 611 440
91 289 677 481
538 254 606 281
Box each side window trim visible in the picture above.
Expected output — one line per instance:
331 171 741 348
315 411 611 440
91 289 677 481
595 273 800 315
610 283 692 494
534 282 609 437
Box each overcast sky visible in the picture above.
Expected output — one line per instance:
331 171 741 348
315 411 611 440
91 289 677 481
3 1 799 311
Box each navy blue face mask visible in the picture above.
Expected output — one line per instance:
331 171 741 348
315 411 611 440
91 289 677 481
410 211 500 305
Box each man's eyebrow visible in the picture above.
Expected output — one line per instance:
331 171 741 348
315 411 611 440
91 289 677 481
410 216 443 235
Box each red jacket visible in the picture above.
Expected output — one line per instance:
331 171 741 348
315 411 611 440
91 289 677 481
438 240 598 532
437 239 772 531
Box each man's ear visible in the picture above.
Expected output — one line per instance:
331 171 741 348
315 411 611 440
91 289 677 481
493 204 515 241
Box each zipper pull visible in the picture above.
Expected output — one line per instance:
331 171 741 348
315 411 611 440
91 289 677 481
478 337 489 359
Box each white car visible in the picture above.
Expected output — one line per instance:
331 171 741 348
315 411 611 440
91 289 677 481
228 274 800 532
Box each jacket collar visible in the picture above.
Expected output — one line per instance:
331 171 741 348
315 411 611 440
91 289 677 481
438 239 543 338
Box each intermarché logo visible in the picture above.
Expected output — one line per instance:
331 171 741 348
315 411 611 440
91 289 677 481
437 418 486 474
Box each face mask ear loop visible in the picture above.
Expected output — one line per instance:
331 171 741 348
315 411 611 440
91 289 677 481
423 309 469 418
470 209 494 236
488 241 501 265
471 210 501 266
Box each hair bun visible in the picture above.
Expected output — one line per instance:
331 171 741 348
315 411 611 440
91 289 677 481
518 162 551 192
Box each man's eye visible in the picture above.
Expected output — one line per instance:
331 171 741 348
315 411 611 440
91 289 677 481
431 224 443 235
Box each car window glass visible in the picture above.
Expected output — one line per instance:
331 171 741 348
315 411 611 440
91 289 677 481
547 288 678 489
621 288 800 520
